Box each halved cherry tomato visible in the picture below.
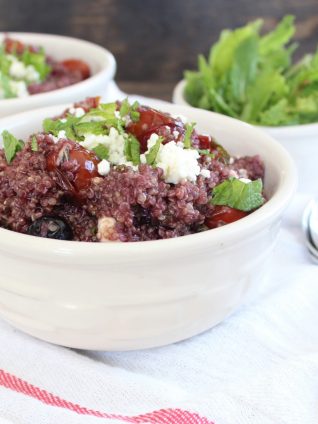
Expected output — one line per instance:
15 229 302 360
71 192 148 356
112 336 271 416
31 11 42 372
47 141 99 193
4 38 25 55
61 59 91 79
205 205 248 229
126 106 183 152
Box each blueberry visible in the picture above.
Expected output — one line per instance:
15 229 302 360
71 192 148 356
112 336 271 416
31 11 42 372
28 216 73 240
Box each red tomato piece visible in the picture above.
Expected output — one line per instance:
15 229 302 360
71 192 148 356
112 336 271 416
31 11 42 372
205 205 248 228
47 141 99 193
126 107 183 152
61 59 91 79
4 38 25 55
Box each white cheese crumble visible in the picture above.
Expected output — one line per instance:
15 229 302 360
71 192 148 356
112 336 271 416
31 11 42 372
172 130 179 139
145 134 200 184
239 178 252 184
80 127 136 168
97 159 110 176
8 55 40 83
9 80 29 98
200 169 211 178
68 107 85 118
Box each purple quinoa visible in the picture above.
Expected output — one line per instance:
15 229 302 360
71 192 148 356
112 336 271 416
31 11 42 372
0 98 265 242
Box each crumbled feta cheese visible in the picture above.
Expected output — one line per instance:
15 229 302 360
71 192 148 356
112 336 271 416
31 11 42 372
68 107 85 118
172 130 179 139
140 154 147 164
144 133 201 184
239 178 252 184
57 130 67 140
60 118 67 123
9 55 40 83
9 60 26 79
229 157 234 165
155 141 200 184
80 128 135 167
200 169 211 178
9 80 29 98
97 159 110 176
238 168 249 178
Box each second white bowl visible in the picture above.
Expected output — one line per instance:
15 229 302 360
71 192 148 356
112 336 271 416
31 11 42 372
0 32 116 117
173 79 317 194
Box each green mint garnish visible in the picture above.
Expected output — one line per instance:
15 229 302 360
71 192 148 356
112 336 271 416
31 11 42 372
74 121 106 137
119 99 140 122
183 122 195 148
198 149 215 158
31 135 38 151
2 130 24 163
146 136 163 165
92 144 109 160
211 177 264 211
21 49 51 81
124 135 140 165
119 98 130 117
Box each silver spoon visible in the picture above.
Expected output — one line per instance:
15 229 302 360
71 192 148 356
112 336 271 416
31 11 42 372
302 199 318 264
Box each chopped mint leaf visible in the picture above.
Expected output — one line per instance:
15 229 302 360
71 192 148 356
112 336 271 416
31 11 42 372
74 121 106 137
146 136 163 165
2 130 24 163
129 135 141 165
119 98 130 117
131 110 140 122
31 135 38 152
21 49 51 81
43 115 80 140
92 144 109 160
198 149 215 158
119 99 140 122
0 71 15 98
183 122 195 148
124 135 140 165
211 177 264 212
131 101 140 122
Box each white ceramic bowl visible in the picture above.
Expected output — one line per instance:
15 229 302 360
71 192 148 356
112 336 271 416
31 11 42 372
0 102 296 351
173 79 317 194
0 33 116 117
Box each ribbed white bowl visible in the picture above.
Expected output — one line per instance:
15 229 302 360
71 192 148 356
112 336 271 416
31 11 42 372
0 102 296 350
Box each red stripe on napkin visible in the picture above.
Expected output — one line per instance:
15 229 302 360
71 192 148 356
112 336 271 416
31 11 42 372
0 369 214 424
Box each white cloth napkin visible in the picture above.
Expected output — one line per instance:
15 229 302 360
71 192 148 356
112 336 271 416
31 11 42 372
0 82 317 424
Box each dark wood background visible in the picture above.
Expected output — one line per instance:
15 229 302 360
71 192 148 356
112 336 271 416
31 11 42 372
0 0 317 100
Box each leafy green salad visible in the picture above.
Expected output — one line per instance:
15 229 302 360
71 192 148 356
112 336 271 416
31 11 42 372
184 15 318 126
0 39 50 99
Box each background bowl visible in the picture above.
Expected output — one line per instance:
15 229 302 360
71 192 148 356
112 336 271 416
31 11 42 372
173 79 317 194
0 102 296 351
0 32 116 117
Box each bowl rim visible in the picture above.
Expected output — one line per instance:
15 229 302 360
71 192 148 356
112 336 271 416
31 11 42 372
0 32 116 105
173 79 318 135
0 101 297 259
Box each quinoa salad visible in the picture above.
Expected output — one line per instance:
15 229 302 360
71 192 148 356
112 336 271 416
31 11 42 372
0 37 90 99
0 98 265 242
